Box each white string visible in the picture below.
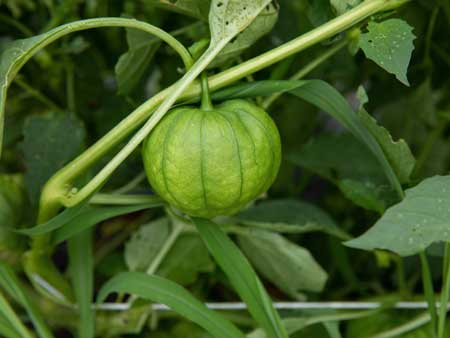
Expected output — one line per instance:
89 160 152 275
94 301 450 311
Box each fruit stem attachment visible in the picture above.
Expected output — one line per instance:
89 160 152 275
200 73 214 111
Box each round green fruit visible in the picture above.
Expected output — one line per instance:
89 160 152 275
142 99 281 218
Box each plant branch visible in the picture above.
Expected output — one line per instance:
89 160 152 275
438 242 450 338
13 77 63 111
420 251 438 337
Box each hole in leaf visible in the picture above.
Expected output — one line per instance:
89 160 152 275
225 21 229 25
217 2 223 7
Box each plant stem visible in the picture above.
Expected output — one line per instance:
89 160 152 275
65 61 76 113
413 120 447 178
263 38 349 109
14 78 63 111
420 251 438 337
112 172 147 194
146 221 184 275
200 73 213 111
438 243 450 338
0 13 33 36
367 312 431 338
89 193 162 205
423 5 440 68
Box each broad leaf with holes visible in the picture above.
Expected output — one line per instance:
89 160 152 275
211 3 279 67
359 19 415 86
346 175 450 256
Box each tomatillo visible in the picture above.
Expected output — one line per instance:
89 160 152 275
142 99 281 218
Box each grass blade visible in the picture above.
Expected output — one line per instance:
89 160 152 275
0 263 54 338
0 292 33 338
192 217 288 338
18 201 161 239
97 272 246 338
68 229 94 338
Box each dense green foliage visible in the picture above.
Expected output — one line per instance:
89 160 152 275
1 0 450 337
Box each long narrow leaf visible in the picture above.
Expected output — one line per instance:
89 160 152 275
16 201 89 236
97 272 246 338
192 217 288 338
0 292 33 338
17 202 161 239
289 80 402 197
0 263 54 338
0 313 21 338
53 202 162 244
68 229 94 338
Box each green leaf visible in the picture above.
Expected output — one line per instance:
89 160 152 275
97 272 246 338
358 107 415 184
0 262 54 338
359 19 415 86
238 230 328 298
115 29 161 95
17 201 88 236
68 229 94 338
211 3 278 67
22 113 86 202
192 217 288 338
346 175 450 256
53 203 162 243
149 0 212 20
124 218 170 272
234 199 347 238
289 133 393 213
0 311 21 338
158 234 214 285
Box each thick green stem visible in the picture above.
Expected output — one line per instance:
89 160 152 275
200 73 214 111
438 243 450 338
420 251 438 337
